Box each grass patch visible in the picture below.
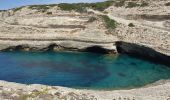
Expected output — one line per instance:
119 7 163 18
165 2 170 6
88 1 114 11
126 1 149 8
87 16 97 22
28 5 53 12
27 1 114 13
47 12 52 15
140 1 149 7
102 15 117 29
128 23 135 27
13 7 24 12
58 1 114 12
19 88 49 100
114 0 125 7
58 3 87 13
11 1 114 13
126 2 140 8
0 10 6 12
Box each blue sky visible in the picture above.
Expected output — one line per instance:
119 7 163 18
0 0 105 10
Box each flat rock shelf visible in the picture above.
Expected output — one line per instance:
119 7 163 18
0 51 170 90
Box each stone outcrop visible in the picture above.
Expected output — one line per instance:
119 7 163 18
116 41 170 66
0 80 170 100
0 0 169 57
0 7 118 53
105 0 170 56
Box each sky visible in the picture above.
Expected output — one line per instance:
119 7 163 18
0 0 105 10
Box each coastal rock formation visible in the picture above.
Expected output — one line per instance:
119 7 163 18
0 80 170 100
116 41 170 66
105 0 170 56
0 0 170 99
0 0 170 56
0 6 118 53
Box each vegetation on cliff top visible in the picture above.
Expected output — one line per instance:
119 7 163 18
101 15 117 29
13 7 25 12
10 0 149 13
58 1 114 12
114 0 126 7
114 0 148 8
28 5 52 12
0 10 5 12
27 1 114 13
126 1 148 8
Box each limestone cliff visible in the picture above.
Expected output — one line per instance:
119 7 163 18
0 3 118 53
0 0 169 57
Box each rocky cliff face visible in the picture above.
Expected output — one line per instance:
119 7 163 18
0 6 118 53
0 0 169 57
105 0 170 56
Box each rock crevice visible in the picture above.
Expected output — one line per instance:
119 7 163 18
116 41 170 66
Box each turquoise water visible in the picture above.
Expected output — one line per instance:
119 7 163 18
0 51 170 90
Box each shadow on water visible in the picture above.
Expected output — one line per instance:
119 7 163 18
116 41 170 67
82 46 113 54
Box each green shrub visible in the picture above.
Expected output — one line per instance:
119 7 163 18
165 2 170 6
140 2 149 7
29 5 49 10
28 5 53 12
88 1 114 11
58 3 87 13
128 23 135 27
58 1 114 12
114 0 125 7
0 10 6 12
126 1 148 8
87 16 97 22
19 88 49 100
13 1 114 13
47 12 52 14
13 7 24 12
126 2 140 8
102 15 117 29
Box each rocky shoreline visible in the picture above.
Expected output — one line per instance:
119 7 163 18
0 80 170 100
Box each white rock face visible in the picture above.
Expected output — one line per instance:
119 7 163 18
105 0 170 55
0 7 118 53
0 0 170 56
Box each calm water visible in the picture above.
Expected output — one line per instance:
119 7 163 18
0 51 170 90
